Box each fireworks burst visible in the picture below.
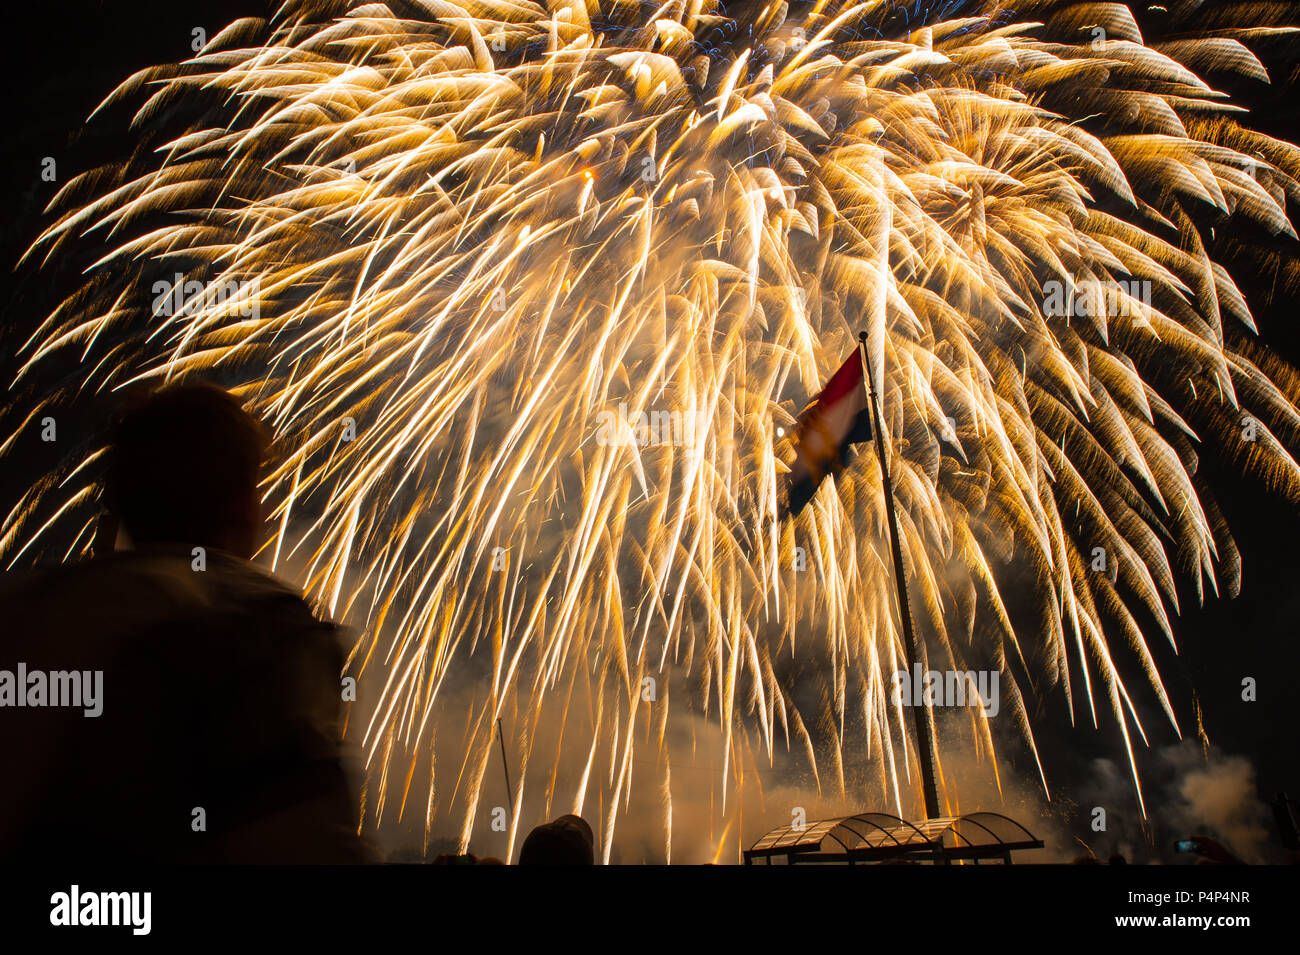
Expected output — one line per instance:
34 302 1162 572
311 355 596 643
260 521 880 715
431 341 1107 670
6 0 1300 859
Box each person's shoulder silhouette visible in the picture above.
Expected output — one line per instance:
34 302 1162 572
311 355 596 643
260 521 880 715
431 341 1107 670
0 382 371 863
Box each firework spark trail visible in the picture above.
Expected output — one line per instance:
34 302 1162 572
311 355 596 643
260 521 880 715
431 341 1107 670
5 0 1300 857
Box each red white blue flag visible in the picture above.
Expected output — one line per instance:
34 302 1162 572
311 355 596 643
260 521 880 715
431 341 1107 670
783 352 874 516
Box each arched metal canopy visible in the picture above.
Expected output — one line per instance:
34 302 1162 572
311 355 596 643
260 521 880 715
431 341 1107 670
744 811 1044 864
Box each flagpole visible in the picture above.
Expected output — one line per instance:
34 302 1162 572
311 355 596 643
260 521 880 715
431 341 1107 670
497 717 515 817
858 331 941 820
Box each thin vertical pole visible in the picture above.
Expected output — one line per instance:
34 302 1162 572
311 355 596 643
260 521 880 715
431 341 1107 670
858 331 941 820
496 717 514 817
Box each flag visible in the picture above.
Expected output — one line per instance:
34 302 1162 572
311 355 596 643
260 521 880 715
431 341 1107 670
783 350 874 516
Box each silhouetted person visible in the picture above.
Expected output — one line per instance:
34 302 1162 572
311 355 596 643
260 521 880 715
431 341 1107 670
1188 835 1245 865
518 814 595 865
0 382 370 863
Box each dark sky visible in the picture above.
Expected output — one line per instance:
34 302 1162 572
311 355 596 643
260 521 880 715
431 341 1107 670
1 0 1296 858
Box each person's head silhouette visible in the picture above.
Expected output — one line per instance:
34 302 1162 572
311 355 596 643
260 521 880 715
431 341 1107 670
518 813 595 865
105 382 269 558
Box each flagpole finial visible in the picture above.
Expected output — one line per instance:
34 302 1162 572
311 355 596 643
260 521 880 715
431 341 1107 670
858 330 868 343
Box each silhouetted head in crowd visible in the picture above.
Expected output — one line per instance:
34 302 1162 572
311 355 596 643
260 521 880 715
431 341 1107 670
519 813 595 865
106 382 269 559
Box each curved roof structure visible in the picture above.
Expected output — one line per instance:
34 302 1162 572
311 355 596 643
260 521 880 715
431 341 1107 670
744 811 1044 864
